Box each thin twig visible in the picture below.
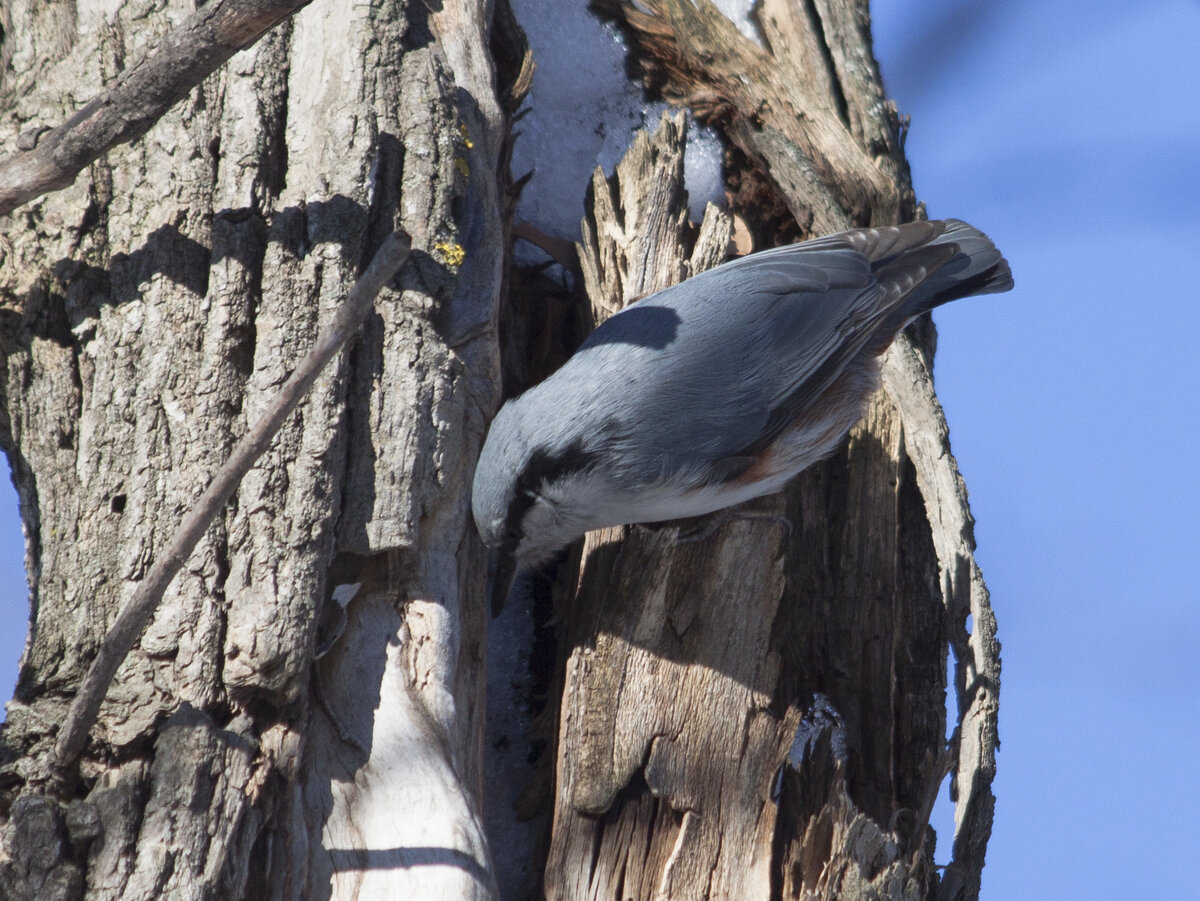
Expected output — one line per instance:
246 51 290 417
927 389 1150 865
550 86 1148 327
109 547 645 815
0 0 314 217
512 220 579 270
49 230 413 781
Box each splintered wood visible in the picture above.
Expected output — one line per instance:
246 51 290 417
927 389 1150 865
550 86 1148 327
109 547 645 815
545 7 999 887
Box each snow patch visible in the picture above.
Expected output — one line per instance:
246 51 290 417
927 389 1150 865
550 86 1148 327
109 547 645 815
509 0 731 250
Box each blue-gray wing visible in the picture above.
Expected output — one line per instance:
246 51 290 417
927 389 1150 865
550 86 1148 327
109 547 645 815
564 220 1011 487
566 242 892 480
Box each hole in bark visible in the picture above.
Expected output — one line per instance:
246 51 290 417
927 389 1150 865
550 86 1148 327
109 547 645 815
930 777 956 867
0 470 29 713
110 494 126 514
964 613 973 636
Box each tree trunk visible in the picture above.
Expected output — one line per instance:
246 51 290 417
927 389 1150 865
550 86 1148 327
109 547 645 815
0 0 510 897
0 1 999 900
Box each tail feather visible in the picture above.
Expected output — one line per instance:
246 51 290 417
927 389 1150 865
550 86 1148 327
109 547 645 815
914 218 1013 307
859 219 1013 354
841 219 1014 311
716 218 1011 460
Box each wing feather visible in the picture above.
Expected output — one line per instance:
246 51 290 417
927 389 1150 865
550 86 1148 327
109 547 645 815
556 220 1010 490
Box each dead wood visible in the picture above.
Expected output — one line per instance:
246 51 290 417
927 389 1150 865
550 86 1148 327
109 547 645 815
539 2 1001 896
593 0 916 235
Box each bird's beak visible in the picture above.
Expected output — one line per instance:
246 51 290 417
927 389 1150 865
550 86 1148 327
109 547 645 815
489 551 518 617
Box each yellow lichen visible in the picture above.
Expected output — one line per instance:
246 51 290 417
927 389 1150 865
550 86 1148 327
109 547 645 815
435 241 465 268
454 156 470 177
458 123 474 149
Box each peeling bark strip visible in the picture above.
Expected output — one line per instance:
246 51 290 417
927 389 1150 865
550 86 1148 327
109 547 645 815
0 0 505 897
881 343 1001 901
0 0 316 217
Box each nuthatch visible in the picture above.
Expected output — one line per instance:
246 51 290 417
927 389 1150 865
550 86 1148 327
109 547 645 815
473 219 1012 613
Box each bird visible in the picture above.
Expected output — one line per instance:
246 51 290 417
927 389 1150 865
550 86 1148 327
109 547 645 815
473 219 1012 614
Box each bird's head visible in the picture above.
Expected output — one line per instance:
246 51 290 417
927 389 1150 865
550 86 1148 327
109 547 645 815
472 397 602 613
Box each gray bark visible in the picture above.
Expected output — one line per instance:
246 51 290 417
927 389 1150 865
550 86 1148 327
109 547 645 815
0 0 506 898
0 0 317 218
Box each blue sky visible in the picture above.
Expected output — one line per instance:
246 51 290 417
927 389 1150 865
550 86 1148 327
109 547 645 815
0 485 21 704
871 0 1200 897
2 2 1197 898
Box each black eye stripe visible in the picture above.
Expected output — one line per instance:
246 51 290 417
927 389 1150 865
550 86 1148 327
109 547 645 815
499 439 596 557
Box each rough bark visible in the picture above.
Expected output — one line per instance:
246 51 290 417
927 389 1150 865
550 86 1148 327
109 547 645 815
0 0 316 218
50 230 412 782
535 3 1001 899
593 0 910 234
0 0 507 898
